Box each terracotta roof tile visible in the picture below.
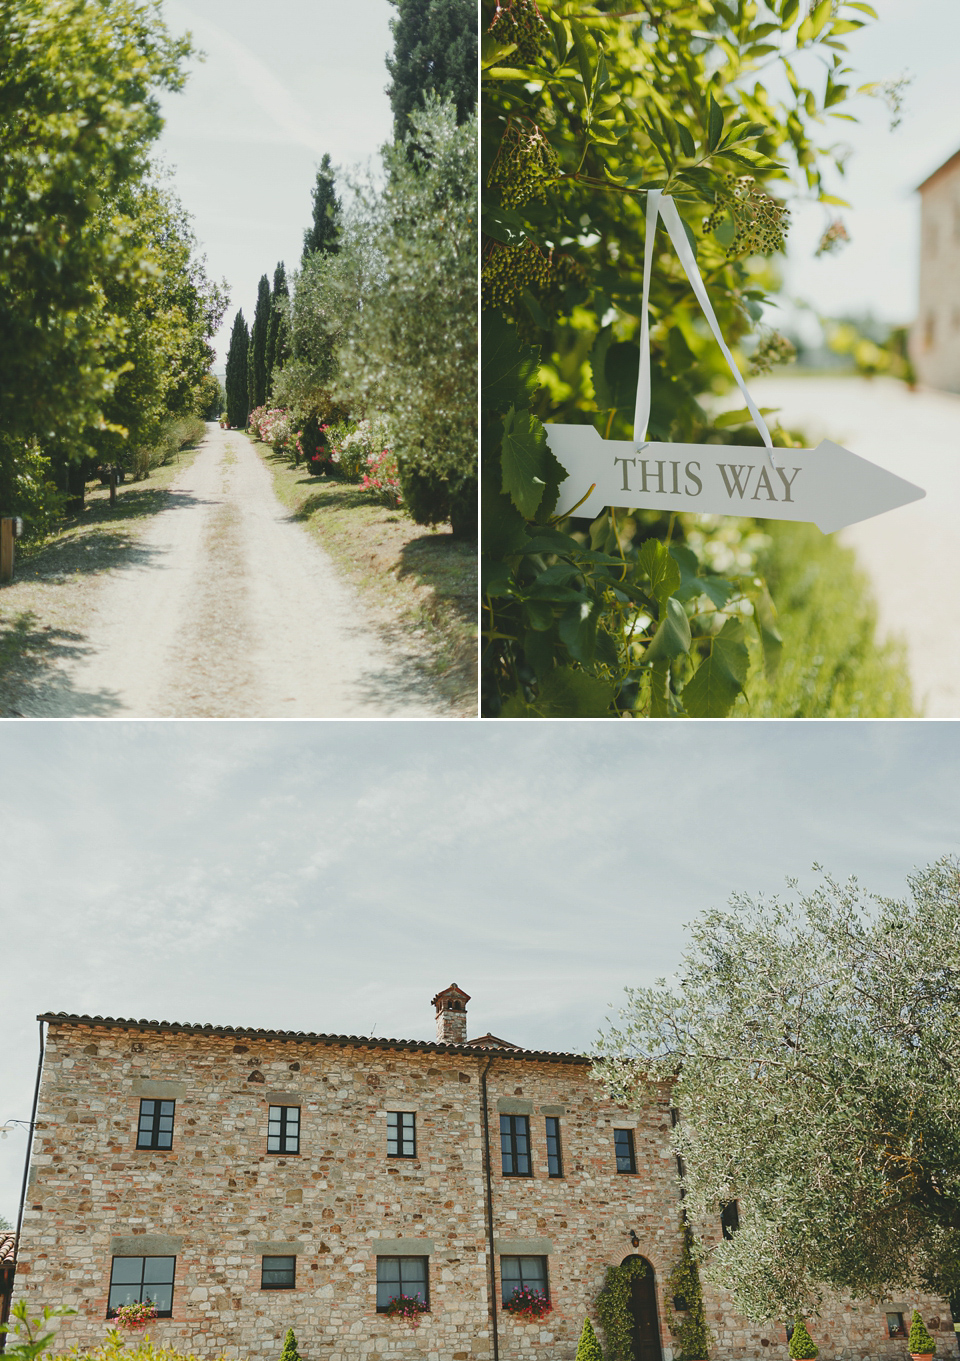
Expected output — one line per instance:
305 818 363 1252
38 1013 591 1065
0 1233 15 1264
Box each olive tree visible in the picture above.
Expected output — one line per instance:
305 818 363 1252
594 858 960 1319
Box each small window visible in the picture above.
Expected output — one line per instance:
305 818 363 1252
721 1200 740 1239
387 1111 416 1158
545 1117 563 1177
261 1256 296 1290
267 1105 300 1154
107 1256 175 1317
887 1314 906 1339
614 1128 636 1173
500 1115 532 1177
376 1256 429 1311
136 1100 175 1150
501 1255 549 1307
785 1323 795 1344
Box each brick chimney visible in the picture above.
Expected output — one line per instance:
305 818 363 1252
431 984 470 1044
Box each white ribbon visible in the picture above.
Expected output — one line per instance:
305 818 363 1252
634 189 778 467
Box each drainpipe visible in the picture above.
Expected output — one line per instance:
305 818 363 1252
480 1058 499 1361
5 1021 45 1353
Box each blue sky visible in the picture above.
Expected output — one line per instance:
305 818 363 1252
3 719 960 1220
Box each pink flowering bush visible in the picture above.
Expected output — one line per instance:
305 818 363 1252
111 1302 158 1331
248 406 296 458
383 1294 428 1328
362 449 403 508
503 1288 552 1321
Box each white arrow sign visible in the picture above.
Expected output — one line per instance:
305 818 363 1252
547 426 925 535
546 189 925 535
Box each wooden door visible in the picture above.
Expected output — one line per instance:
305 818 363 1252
625 1256 663 1361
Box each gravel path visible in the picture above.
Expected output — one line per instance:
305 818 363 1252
750 376 960 717
15 424 447 718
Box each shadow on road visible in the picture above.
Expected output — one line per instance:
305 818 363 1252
0 610 123 717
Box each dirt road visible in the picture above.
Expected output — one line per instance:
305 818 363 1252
11 424 452 718
751 376 960 717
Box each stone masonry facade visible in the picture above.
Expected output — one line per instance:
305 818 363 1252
12 989 954 1361
913 148 960 391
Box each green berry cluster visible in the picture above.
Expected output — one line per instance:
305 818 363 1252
704 175 790 257
489 121 560 208
749 329 797 375
489 0 550 66
482 239 552 312
815 217 850 257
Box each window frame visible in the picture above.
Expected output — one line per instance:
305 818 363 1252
500 1254 550 1308
260 1255 297 1290
107 1255 176 1318
500 1114 532 1177
136 1099 175 1151
545 1116 563 1178
387 1111 417 1158
267 1105 301 1155
614 1127 637 1173
886 1313 906 1339
720 1200 740 1239
375 1255 430 1313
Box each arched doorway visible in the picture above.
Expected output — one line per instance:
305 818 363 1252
622 1255 663 1361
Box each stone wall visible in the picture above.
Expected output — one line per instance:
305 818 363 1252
13 1020 954 1361
914 157 960 392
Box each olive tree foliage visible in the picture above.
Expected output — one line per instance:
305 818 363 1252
337 98 478 534
0 0 191 452
481 0 881 716
593 858 960 1321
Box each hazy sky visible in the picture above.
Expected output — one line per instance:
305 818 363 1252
3 719 960 1221
154 0 396 367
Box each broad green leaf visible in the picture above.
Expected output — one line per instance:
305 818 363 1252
797 0 832 44
501 406 549 518
681 652 741 716
648 661 671 717
708 93 724 150
570 20 594 99
713 405 778 429
713 618 750 685
819 193 852 207
639 537 682 610
644 596 692 662
559 598 602 662
524 599 556 632
507 666 615 718
781 0 800 22
482 312 541 412
676 121 696 157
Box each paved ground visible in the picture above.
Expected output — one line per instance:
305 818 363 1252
13 424 446 718
749 375 960 717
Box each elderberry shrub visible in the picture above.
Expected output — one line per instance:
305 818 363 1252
489 0 550 66
488 119 560 210
481 239 552 311
703 175 791 258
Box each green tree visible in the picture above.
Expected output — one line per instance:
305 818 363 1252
249 274 271 410
387 0 478 142
594 856 960 1320
481 0 880 716
667 1226 711 1361
265 261 290 389
575 1316 604 1361
225 310 250 428
908 1312 937 1356
789 1320 819 1360
337 98 477 534
279 1328 301 1361
302 154 341 262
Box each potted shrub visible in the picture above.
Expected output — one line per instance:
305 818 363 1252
908 1310 937 1361
789 1319 819 1360
576 1317 604 1360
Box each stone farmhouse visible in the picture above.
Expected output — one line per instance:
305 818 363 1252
11 987 953 1361
913 146 960 390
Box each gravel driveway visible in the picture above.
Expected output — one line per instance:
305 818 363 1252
749 375 960 717
8 424 448 718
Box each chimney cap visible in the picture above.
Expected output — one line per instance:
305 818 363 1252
430 984 471 1015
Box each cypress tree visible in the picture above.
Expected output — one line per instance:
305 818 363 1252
265 261 290 390
575 1317 604 1361
224 309 249 428
302 154 341 262
278 1329 301 1361
250 273 271 409
386 0 477 143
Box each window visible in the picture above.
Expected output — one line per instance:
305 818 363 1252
720 1200 740 1239
545 1117 563 1177
261 1256 296 1290
614 1128 636 1173
500 1115 531 1176
887 1314 906 1339
108 1257 175 1317
267 1105 300 1154
376 1257 429 1311
501 1255 549 1307
136 1100 174 1150
387 1111 416 1157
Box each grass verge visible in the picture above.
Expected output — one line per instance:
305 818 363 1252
737 520 915 717
0 439 205 714
253 439 477 714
